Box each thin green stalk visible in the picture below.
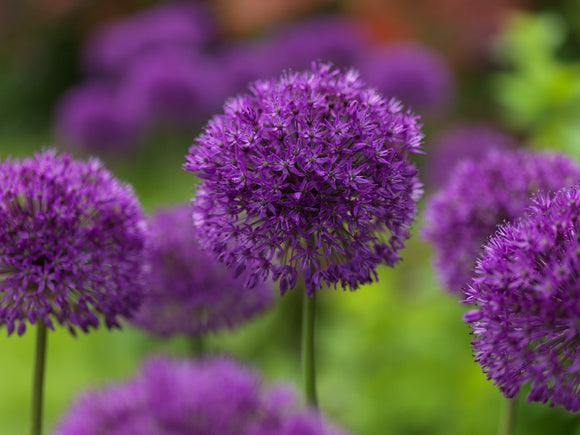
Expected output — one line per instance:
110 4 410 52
191 335 204 357
302 291 318 408
498 396 517 435
31 320 48 435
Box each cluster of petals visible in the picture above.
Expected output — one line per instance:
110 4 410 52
54 356 347 435
464 186 580 411
422 149 580 294
0 150 147 336
131 204 273 337
185 62 423 295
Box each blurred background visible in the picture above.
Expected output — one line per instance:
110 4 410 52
2 0 580 434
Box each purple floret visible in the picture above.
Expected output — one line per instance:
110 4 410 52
464 186 580 411
184 62 424 295
83 1 215 76
0 150 147 336
54 83 142 154
54 356 348 435
131 204 273 337
422 149 580 295
357 43 454 114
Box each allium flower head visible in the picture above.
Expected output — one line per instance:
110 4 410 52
185 62 424 295
357 43 454 114
83 2 215 75
55 356 348 434
54 84 142 154
423 149 580 294
131 204 273 337
464 186 580 411
120 51 227 126
0 150 147 336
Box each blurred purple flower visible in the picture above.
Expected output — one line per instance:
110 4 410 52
357 43 454 114
54 356 348 435
422 149 580 294
426 123 517 188
131 204 273 338
83 1 216 76
218 41 282 98
119 51 227 126
0 150 147 336
185 62 423 295
54 83 142 154
218 15 367 95
464 186 580 411
271 15 367 70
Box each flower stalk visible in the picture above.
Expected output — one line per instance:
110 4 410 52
31 320 47 435
302 291 317 408
498 396 517 435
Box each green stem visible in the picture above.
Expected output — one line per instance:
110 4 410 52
498 396 517 435
302 291 318 408
190 335 204 357
31 320 47 435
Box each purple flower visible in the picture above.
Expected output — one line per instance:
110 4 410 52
119 51 227 126
83 2 215 76
218 15 367 97
0 150 147 336
422 149 580 294
131 204 273 337
185 62 423 295
53 83 142 154
270 15 366 70
357 43 454 114
464 186 580 411
54 356 348 434
425 123 516 188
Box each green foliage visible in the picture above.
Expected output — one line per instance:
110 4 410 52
493 13 580 158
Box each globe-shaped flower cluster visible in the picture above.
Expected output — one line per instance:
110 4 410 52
55 356 347 434
423 149 580 294
185 62 423 295
464 186 580 411
131 204 273 337
0 150 147 336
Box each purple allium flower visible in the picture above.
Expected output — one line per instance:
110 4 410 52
464 186 580 411
54 83 142 154
0 150 147 336
218 15 366 98
131 204 273 337
185 62 423 295
119 51 227 126
54 356 348 435
422 149 580 294
83 2 215 76
426 123 516 188
357 43 454 114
